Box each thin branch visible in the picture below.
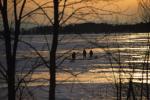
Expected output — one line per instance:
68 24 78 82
31 0 54 25
19 0 27 21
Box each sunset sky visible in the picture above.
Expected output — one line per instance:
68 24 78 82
0 0 141 28
20 0 140 25
85 0 139 24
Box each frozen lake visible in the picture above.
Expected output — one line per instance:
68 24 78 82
0 33 150 99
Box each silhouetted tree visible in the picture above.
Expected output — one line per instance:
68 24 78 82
0 0 28 99
139 0 150 23
0 0 47 100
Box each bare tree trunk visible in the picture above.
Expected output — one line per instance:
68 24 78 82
0 1 15 100
49 0 59 100
0 0 25 99
127 79 136 100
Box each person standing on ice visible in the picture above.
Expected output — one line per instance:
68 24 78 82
89 49 93 59
83 49 86 59
72 52 76 61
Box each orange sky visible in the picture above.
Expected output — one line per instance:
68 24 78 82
22 0 140 25
81 0 139 24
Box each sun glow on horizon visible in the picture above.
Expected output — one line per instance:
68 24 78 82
14 0 140 25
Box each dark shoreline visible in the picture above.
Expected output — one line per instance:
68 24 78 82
20 22 150 35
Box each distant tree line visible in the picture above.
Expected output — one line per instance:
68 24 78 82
22 22 150 35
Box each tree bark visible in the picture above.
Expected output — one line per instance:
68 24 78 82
1 3 16 100
49 0 59 100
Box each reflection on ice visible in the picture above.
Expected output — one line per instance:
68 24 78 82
16 33 150 87
125 60 150 63
89 68 150 83
2 33 150 88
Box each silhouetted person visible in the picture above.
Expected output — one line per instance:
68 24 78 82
89 50 93 58
72 52 76 61
83 49 86 59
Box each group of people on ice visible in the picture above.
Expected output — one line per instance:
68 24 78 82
71 49 93 61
